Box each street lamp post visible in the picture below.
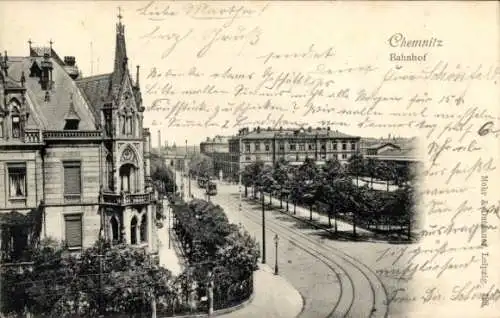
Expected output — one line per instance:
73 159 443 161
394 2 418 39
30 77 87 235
261 188 266 264
274 234 279 275
186 139 191 198
168 204 171 249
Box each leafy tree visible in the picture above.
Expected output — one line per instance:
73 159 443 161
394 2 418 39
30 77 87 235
375 161 396 191
292 158 321 220
216 229 259 280
347 153 364 187
364 158 378 189
258 165 275 204
1 237 66 316
272 158 289 208
1 238 174 317
189 154 214 178
151 152 177 195
242 161 264 198
385 184 415 240
319 159 346 230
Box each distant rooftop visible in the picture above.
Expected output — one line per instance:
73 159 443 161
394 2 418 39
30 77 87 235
235 127 359 140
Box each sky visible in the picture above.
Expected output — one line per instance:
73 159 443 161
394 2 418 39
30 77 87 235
0 1 497 148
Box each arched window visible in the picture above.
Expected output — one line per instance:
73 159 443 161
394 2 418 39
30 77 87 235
119 163 136 193
121 114 126 135
110 217 119 243
140 214 147 243
127 114 133 136
106 154 114 191
10 102 21 138
130 216 138 245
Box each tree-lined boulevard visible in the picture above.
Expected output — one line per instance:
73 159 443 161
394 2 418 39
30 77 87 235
183 176 389 318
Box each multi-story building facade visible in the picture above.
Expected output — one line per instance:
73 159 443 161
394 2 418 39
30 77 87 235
363 137 421 169
0 15 158 263
229 126 361 172
200 136 229 154
200 136 234 180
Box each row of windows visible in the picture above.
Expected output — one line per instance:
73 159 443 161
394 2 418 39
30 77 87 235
244 153 351 161
6 161 82 201
244 141 357 152
2 211 149 257
63 213 149 249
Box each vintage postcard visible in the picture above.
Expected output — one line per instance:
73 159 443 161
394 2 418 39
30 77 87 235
0 1 498 318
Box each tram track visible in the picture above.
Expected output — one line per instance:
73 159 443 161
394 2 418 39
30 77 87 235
217 191 389 318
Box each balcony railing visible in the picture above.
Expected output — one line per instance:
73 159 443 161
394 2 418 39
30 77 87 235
101 191 154 206
43 130 102 140
24 129 43 143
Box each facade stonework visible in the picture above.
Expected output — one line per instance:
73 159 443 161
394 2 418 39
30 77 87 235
0 17 158 262
228 126 361 174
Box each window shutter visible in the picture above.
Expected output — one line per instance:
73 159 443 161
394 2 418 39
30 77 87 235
64 163 81 195
65 214 82 248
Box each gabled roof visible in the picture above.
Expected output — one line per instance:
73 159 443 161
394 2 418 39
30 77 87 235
64 94 81 121
239 128 358 140
367 142 401 151
76 73 112 117
6 56 97 130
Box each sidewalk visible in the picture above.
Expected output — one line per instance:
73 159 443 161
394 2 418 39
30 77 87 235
243 191 372 236
168 175 304 318
157 201 182 276
220 264 303 318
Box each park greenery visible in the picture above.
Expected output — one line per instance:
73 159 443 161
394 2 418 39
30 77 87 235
172 199 258 311
241 155 418 240
1 198 258 317
1 238 174 317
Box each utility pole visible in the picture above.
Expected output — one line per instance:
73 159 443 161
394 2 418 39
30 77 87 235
207 270 214 316
168 204 171 249
185 139 191 197
238 135 242 215
98 250 104 317
149 256 157 318
261 190 266 264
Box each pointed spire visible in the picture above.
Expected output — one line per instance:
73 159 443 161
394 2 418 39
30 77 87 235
136 65 140 87
49 39 54 57
20 71 25 87
111 6 129 99
116 6 125 35
64 93 80 120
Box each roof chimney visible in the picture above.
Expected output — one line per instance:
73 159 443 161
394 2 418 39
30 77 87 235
63 56 79 79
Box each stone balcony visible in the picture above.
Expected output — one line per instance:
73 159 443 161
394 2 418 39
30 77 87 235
100 191 155 206
24 129 43 144
43 130 102 140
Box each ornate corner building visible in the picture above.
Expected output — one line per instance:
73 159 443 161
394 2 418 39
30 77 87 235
0 16 158 263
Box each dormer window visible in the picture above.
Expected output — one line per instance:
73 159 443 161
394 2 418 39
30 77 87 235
29 61 42 77
64 93 80 130
12 115 20 138
64 119 79 130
